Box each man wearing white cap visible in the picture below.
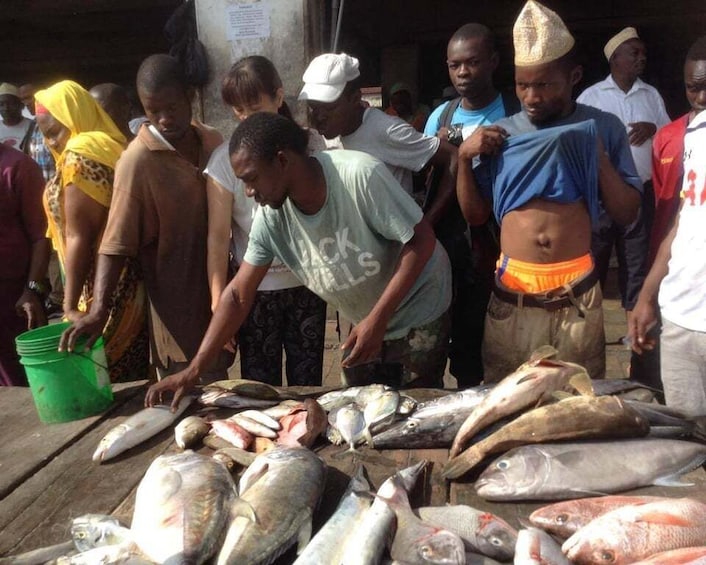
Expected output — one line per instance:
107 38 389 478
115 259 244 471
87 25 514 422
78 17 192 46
578 27 670 337
0 83 34 153
456 0 642 381
299 53 457 227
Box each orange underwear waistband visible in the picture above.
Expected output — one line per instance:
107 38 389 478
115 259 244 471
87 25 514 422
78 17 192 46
496 252 594 293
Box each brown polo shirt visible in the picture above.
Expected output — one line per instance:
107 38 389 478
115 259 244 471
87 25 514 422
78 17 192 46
100 121 223 366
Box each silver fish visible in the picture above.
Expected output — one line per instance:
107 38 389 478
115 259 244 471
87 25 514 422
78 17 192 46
175 415 210 449
216 446 326 565
514 527 570 565
371 411 471 450
230 414 279 439
294 466 373 564
412 386 493 420
475 438 706 501
198 389 279 409
262 400 305 420
93 397 193 462
131 450 237 564
415 505 517 561
387 476 466 564
329 403 366 451
317 384 392 412
70 514 132 552
363 390 400 446
340 460 427 565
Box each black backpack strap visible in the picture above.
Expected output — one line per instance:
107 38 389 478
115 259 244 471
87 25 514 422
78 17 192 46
500 91 521 116
438 97 462 129
19 120 35 155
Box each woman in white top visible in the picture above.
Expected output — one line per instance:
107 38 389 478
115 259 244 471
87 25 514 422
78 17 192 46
205 56 327 385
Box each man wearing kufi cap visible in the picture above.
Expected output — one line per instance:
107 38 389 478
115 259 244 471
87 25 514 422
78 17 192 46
0 83 34 153
578 28 670 357
456 0 642 381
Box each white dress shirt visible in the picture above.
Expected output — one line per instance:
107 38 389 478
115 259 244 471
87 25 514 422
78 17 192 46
577 75 670 183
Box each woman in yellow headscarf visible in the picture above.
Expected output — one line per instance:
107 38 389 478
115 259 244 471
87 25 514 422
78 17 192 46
34 80 148 382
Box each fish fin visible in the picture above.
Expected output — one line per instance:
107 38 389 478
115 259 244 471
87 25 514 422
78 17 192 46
238 460 269 494
442 452 477 480
295 516 313 554
229 498 258 525
551 391 574 401
567 487 610 497
516 374 540 385
653 474 694 487
527 345 559 363
568 370 595 396
363 428 374 447
634 511 693 526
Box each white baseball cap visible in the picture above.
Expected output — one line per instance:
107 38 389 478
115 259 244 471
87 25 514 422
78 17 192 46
298 53 360 103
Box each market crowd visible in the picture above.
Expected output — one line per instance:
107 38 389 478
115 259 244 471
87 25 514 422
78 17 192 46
2 1 705 417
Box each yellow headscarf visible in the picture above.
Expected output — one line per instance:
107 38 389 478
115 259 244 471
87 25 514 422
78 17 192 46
34 80 126 168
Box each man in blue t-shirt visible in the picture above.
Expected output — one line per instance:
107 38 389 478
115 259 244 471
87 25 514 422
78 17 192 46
145 113 452 408
456 0 642 383
424 23 520 388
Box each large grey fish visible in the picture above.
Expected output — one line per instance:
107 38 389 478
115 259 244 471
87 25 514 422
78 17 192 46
0 542 75 565
293 466 372 564
131 450 237 564
372 411 471 450
591 378 661 397
415 505 517 561
216 446 326 565
93 397 193 462
340 460 427 565
449 353 593 457
444 395 649 479
475 438 706 501
386 476 465 564
514 527 570 565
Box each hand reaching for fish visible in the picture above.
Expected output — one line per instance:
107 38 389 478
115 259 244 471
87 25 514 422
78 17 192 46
144 365 201 411
340 313 386 368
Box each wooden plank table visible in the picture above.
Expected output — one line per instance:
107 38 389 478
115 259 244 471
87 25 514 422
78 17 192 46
2 383 706 561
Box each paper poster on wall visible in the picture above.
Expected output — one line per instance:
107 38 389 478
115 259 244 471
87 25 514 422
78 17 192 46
226 1 271 40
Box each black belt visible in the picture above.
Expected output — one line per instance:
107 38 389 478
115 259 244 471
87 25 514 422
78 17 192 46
492 268 599 311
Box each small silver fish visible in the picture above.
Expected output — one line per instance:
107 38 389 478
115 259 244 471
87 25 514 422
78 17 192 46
174 415 210 449
71 514 132 553
329 403 366 451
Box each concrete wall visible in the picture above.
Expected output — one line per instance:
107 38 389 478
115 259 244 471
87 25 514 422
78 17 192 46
194 0 323 138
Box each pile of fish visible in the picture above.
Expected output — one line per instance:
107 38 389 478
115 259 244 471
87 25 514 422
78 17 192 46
520 494 706 564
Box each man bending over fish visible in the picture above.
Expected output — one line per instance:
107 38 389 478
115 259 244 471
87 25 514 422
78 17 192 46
456 0 641 381
146 112 452 407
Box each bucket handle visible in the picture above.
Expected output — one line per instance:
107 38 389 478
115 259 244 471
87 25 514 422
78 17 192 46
73 350 110 372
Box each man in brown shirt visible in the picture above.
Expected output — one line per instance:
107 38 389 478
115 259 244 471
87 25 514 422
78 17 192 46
61 54 229 379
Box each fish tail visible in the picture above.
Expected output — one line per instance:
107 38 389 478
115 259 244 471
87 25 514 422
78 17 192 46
441 452 475 480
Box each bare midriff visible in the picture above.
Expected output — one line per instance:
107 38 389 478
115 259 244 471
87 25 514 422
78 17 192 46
500 199 592 264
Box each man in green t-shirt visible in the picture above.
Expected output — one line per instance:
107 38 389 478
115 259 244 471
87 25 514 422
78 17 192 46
146 112 452 408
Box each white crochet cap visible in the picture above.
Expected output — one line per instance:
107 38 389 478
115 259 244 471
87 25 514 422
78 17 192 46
513 0 575 66
298 53 360 103
604 27 639 61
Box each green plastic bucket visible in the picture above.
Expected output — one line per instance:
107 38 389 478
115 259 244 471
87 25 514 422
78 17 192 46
15 322 113 424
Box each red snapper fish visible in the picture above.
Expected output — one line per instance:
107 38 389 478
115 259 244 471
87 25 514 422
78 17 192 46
630 546 706 564
562 497 706 565
529 495 668 539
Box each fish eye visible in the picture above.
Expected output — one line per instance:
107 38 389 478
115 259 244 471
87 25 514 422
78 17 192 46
420 545 432 558
406 420 418 429
76 531 86 539
496 459 510 470
600 550 616 562
556 513 568 524
490 536 503 546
